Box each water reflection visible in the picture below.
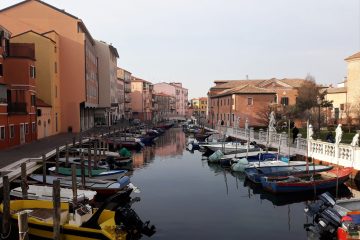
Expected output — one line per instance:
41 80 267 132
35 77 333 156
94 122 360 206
132 128 186 168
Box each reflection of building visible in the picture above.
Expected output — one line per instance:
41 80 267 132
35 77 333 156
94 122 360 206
132 147 155 168
0 26 37 149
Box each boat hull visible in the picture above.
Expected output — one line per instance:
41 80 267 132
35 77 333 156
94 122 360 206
261 168 352 193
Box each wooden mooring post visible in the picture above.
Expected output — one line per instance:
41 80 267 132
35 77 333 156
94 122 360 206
53 179 61 240
87 146 92 178
21 162 28 199
42 154 46 186
80 154 86 188
2 176 10 238
72 136 76 147
55 146 60 174
94 142 98 169
65 142 69 168
18 211 29 240
71 164 77 206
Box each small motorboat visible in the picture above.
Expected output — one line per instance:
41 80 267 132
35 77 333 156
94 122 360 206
245 164 334 183
0 191 155 240
29 174 131 196
231 159 307 172
10 185 97 202
48 167 127 180
260 167 352 193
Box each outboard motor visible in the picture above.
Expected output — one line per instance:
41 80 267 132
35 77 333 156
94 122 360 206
115 206 156 239
304 192 342 237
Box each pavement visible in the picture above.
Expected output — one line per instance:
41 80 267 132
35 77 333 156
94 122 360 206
0 122 132 169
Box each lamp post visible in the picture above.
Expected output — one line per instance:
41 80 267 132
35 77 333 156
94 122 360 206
317 97 322 137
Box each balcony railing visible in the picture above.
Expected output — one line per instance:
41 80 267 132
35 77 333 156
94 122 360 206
8 102 27 114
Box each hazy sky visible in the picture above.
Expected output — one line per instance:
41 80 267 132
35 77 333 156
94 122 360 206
1 0 359 98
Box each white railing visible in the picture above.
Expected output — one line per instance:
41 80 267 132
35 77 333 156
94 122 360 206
212 124 360 170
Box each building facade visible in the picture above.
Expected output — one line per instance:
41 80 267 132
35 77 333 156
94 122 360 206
153 93 176 122
0 27 37 149
131 77 153 121
95 40 119 126
11 30 61 136
0 0 99 133
208 78 305 128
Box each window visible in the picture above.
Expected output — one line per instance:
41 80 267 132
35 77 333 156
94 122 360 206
30 66 36 78
0 126 5 140
340 104 345 111
228 99 230 105
54 62 57 73
55 85 58 98
31 95 36 106
25 123 29 134
247 97 253 106
9 125 14 139
0 64 3 77
32 122 36 133
274 95 278 104
281 97 289 106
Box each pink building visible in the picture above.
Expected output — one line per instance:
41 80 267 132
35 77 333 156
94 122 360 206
131 77 153 121
153 82 188 118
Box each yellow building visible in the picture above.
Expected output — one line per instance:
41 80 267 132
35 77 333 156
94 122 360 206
346 52 360 108
199 97 208 117
11 30 61 137
324 85 347 123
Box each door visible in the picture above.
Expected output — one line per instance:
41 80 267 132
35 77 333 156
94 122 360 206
44 121 47 138
19 123 25 144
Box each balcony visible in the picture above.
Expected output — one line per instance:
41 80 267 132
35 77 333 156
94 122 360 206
8 102 27 114
125 88 131 93
125 97 131 103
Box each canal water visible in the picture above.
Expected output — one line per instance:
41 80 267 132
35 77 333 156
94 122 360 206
129 128 351 240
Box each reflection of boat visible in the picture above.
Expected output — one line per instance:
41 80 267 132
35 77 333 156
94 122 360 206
261 168 352 193
29 174 130 196
245 165 333 183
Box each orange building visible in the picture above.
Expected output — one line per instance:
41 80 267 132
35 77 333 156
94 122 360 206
131 77 153 121
0 26 37 149
0 0 98 133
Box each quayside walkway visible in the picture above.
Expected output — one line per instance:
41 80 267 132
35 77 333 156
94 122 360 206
213 125 360 171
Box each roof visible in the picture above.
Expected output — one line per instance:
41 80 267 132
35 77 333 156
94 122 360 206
132 77 152 84
345 52 360 61
212 84 276 97
199 97 208 101
210 78 306 91
11 30 56 44
36 98 51 107
0 0 95 44
154 92 172 97
324 87 347 94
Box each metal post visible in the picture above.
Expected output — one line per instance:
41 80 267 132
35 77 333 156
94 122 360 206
55 146 59 174
2 176 10 237
21 162 28 199
53 180 61 240
42 154 46 186
18 211 29 240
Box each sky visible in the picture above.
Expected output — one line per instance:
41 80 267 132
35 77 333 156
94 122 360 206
0 0 359 99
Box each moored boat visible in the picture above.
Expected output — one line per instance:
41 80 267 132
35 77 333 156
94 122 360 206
245 164 334 183
231 159 307 172
48 167 127 180
261 167 352 193
29 174 131 196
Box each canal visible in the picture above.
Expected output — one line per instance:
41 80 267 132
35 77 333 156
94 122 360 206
129 127 350 240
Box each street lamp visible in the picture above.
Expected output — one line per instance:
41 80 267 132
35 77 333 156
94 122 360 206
317 96 322 137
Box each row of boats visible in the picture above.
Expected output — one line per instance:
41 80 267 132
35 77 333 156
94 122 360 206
186 127 352 194
0 122 175 240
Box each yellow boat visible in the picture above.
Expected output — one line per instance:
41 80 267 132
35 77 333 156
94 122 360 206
0 199 127 240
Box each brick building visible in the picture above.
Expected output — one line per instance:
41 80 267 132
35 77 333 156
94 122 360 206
208 78 306 128
0 26 37 149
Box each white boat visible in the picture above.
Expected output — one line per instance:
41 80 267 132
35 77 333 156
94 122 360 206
10 185 97 202
231 159 307 172
202 142 258 154
74 148 120 157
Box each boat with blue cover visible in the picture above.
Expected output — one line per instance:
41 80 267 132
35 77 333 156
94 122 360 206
245 164 333 183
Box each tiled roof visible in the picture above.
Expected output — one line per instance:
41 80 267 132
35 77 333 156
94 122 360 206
345 52 360 61
212 84 275 97
36 98 51 107
324 87 347 94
